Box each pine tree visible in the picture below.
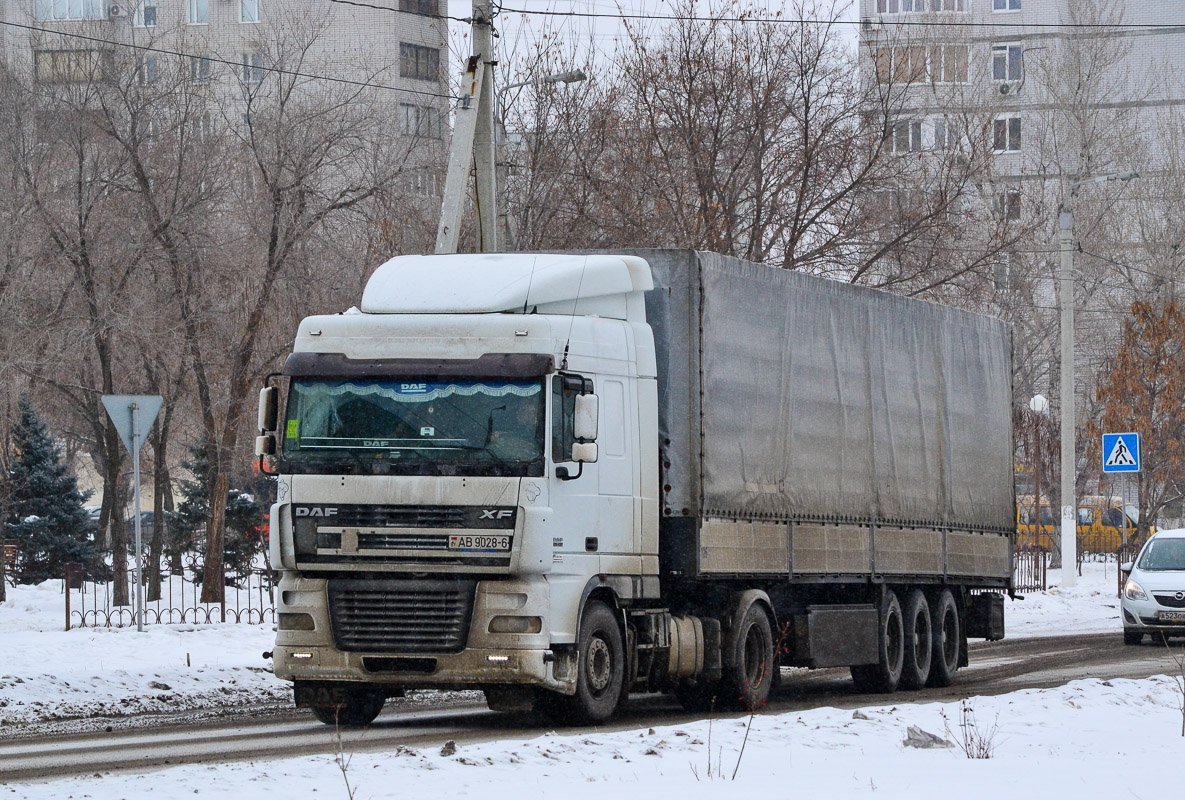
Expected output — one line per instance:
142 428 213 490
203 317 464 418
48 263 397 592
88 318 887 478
5 397 98 584
169 441 271 583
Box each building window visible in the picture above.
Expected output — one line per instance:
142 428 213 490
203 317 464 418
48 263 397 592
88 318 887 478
189 0 208 24
930 44 968 83
874 46 927 84
401 104 443 139
190 112 214 141
400 43 440 81
993 190 1022 220
877 0 964 11
190 56 212 82
993 116 1021 152
992 44 1023 82
410 167 440 197
241 0 260 23
139 54 160 85
888 119 922 154
933 117 956 150
241 52 264 84
993 255 1013 293
875 45 966 85
34 49 109 83
400 0 438 14
994 0 1021 9
34 0 105 20
135 0 157 27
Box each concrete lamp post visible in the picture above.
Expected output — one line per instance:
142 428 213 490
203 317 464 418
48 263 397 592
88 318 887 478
1058 170 1139 587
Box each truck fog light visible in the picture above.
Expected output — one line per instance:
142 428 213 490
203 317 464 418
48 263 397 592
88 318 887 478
489 615 542 634
291 652 313 659
279 613 316 631
487 655 511 663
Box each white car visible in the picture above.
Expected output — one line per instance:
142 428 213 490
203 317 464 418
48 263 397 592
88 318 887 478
1121 528 1185 644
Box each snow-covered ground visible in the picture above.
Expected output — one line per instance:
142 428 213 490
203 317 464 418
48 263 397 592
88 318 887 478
5 559 1172 799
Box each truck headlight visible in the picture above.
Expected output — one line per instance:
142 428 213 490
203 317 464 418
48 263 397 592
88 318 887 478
1124 580 1148 601
488 616 542 634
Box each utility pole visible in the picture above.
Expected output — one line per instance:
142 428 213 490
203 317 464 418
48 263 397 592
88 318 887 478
436 0 497 254
1058 208 1076 587
1057 170 1138 587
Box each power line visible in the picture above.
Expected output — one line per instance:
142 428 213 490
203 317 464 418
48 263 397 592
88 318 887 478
0 17 457 101
492 5 1185 31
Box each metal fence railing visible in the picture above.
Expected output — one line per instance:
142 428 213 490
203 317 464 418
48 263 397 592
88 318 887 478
64 563 276 630
1013 545 1049 592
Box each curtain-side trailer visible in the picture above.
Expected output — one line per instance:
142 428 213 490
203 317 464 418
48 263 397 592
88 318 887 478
259 249 1014 725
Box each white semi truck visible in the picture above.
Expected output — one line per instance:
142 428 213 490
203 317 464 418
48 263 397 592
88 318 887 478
258 250 1014 725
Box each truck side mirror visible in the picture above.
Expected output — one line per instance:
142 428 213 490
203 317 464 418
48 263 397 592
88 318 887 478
572 442 598 464
256 434 276 456
574 394 598 441
258 386 278 432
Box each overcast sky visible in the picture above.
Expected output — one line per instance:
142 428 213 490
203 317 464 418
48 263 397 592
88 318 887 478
449 0 861 83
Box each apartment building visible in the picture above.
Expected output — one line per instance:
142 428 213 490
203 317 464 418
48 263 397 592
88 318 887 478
859 0 1185 196
1 0 450 192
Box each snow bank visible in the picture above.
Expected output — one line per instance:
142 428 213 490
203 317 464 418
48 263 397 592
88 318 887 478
12 675 1184 799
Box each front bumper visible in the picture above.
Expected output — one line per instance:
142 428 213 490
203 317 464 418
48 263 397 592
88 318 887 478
271 572 577 693
273 643 573 692
1121 597 1185 637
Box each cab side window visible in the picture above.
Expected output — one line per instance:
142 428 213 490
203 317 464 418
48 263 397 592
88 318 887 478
551 374 592 461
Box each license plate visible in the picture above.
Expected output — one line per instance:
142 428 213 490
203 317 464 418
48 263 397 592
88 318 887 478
1157 611 1185 622
448 534 511 552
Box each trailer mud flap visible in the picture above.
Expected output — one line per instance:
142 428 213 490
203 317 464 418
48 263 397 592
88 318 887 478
966 593 1005 641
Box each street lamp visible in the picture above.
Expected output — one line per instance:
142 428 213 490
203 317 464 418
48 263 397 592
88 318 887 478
1058 170 1139 587
494 69 588 249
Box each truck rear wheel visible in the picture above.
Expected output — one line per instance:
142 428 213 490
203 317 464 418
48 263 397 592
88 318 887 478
310 689 385 727
900 589 932 690
562 600 625 724
850 589 904 694
927 589 960 687
723 603 774 711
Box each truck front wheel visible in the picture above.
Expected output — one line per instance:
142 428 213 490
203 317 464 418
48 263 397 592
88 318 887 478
724 603 774 710
564 600 625 724
310 688 385 728
850 589 904 694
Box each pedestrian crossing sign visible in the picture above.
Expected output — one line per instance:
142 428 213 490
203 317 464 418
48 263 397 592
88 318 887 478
1102 432 1140 473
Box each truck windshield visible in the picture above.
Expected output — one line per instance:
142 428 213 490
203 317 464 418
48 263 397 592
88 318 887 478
281 378 545 477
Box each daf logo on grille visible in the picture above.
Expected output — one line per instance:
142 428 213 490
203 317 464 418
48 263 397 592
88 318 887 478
295 507 338 517
480 509 514 520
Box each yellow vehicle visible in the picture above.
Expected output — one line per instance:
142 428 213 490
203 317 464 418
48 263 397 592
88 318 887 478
1016 495 1145 552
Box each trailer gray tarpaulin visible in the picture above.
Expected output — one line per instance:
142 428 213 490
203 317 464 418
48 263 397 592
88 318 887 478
616 249 1014 582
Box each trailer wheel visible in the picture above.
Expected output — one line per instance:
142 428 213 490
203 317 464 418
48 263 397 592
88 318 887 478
310 689 385 727
926 589 960 688
723 603 774 711
850 589 904 694
900 589 932 690
563 600 625 724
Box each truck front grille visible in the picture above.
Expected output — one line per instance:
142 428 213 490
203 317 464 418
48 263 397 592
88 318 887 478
327 579 475 654
357 532 451 550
